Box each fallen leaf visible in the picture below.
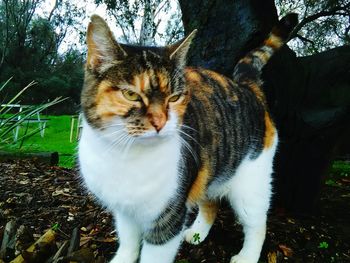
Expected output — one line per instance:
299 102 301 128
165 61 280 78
287 218 295 224
19 179 30 185
267 251 277 263
52 189 64 197
278 244 293 257
79 236 92 247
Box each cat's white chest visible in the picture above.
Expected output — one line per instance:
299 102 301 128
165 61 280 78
78 122 182 223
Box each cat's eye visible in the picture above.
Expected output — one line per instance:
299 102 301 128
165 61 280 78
122 90 141 101
168 94 181 103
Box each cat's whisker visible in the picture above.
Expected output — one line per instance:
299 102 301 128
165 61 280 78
178 135 199 165
121 136 135 159
177 129 201 148
97 123 126 130
105 133 129 153
103 129 125 139
180 124 198 133
125 126 146 130
93 129 123 142
104 136 123 153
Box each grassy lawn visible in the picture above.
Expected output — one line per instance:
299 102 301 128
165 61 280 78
1 115 78 167
326 160 350 186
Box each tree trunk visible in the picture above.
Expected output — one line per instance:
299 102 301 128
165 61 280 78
264 46 350 213
179 0 278 76
179 0 350 214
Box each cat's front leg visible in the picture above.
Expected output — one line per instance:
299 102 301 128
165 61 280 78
139 232 183 263
110 212 142 263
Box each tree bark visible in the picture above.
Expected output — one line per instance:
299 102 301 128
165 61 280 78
179 0 278 76
179 0 350 214
264 46 350 213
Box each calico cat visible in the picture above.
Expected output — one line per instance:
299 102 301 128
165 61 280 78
79 13 298 263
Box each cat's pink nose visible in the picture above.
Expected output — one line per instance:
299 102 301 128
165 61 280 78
149 112 166 132
146 103 167 132
147 104 167 133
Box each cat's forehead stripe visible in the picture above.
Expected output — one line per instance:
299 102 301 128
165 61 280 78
132 70 170 95
142 50 155 70
133 72 150 93
156 71 169 93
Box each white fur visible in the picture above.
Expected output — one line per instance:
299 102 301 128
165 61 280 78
140 233 184 263
110 213 141 263
79 114 183 263
225 135 277 263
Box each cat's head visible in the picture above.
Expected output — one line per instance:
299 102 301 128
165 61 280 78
82 15 196 142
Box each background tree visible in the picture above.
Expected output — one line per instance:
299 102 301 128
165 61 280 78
95 0 184 45
0 0 42 70
278 0 350 55
180 0 350 214
0 0 85 113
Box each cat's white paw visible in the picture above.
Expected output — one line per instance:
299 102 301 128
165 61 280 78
109 248 139 263
184 228 208 245
230 253 258 263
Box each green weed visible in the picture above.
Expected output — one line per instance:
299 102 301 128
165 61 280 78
318 241 329 249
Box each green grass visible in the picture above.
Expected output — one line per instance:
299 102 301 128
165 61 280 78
1 115 78 167
331 160 350 176
327 159 350 184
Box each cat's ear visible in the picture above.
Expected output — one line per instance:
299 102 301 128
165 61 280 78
168 29 197 68
86 15 127 71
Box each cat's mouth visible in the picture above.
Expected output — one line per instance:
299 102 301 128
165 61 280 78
126 112 179 140
128 128 174 140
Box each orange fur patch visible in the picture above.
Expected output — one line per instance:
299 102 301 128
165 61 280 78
157 71 169 92
187 161 211 204
185 68 202 83
171 97 190 119
231 93 239 101
264 34 283 50
200 200 218 224
133 72 150 93
254 50 270 64
185 69 214 111
95 80 136 119
203 69 229 89
239 56 253 64
192 70 215 96
243 81 265 103
264 111 276 149
202 70 239 102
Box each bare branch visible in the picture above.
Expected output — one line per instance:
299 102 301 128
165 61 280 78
154 0 168 17
48 0 59 21
290 2 350 39
113 13 132 43
296 34 316 46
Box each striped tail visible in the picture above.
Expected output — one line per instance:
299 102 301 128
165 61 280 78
233 13 298 84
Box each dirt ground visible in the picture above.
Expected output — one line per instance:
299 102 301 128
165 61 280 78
0 159 349 263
